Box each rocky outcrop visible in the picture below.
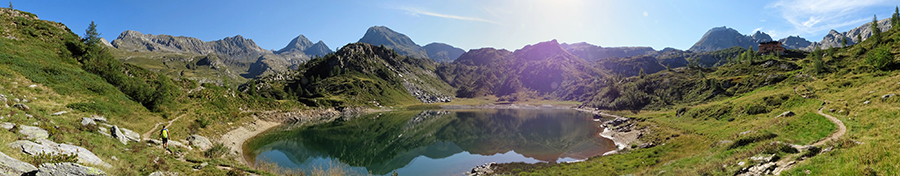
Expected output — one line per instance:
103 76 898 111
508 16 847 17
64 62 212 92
98 37 114 48
34 162 106 176
689 27 773 52
243 54 291 78
186 135 213 151
0 151 37 176
805 18 892 50
8 140 112 168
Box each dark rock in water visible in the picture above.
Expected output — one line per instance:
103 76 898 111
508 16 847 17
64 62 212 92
466 162 495 176
592 114 603 120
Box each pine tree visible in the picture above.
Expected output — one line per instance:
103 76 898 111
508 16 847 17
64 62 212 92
872 15 881 44
84 21 100 46
841 36 847 47
8 1 11 9
639 68 646 78
857 33 862 43
893 6 900 29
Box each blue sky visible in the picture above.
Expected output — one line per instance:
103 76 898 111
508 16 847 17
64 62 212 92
12 0 898 51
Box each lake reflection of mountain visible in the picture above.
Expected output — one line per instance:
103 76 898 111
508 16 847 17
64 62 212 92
246 109 615 175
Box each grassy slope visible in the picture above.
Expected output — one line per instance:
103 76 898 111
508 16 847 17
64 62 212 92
514 26 900 175
0 8 302 175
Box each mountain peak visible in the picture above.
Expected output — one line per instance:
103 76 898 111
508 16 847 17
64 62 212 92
689 26 774 52
423 42 465 63
277 34 314 53
514 39 572 62
358 26 427 59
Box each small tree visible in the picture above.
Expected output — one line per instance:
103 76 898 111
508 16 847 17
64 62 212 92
872 15 881 44
8 1 11 9
841 36 847 47
857 33 862 43
639 68 646 78
83 21 101 47
893 6 899 29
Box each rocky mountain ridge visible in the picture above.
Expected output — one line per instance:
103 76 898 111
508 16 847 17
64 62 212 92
805 18 892 50
688 27 778 52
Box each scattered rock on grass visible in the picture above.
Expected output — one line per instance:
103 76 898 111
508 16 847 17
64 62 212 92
863 101 871 104
883 94 895 99
776 111 795 118
12 103 29 111
81 118 96 126
149 171 179 176
0 122 14 130
51 111 67 116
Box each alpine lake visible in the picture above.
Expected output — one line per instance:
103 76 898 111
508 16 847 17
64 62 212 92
244 109 616 175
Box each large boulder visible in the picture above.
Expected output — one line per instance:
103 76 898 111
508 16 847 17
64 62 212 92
8 140 112 168
119 127 141 143
110 125 128 145
17 125 49 140
186 135 213 151
0 151 37 175
34 162 106 176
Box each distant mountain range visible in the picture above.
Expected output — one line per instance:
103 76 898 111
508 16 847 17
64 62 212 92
689 18 893 52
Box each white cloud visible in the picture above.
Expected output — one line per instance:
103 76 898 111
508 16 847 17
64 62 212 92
767 0 891 37
402 7 498 24
643 11 648 17
753 27 763 33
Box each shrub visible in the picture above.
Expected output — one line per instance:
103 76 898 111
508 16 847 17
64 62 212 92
866 45 893 70
728 132 778 149
204 142 229 158
29 152 78 166
745 103 768 115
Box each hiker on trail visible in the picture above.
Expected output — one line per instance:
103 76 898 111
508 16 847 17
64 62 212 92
161 127 169 150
